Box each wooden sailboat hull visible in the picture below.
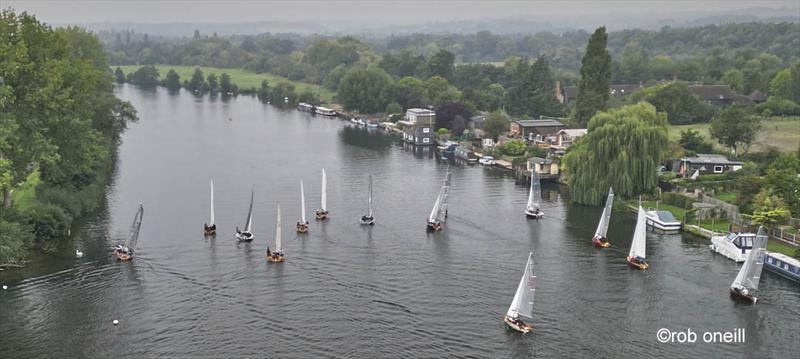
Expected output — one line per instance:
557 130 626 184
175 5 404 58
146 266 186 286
267 254 285 263
296 223 309 233
502 315 533 334
203 224 216 236
315 209 328 220
592 236 611 248
627 257 649 270
730 287 757 303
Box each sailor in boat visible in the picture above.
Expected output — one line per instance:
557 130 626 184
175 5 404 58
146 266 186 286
315 209 328 220
360 214 375 224
204 223 216 235
426 219 443 232
592 235 610 248
296 220 309 233
629 255 647 268
113 244 133 260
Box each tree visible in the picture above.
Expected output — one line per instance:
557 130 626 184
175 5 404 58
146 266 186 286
114 67 125 83
257 80 270 103
742 53 782 93
385 102 403 115
206 73 218 93
619 42 649 82
379 50 425 78
188 67 205 93
219 73 234 94
679 129 713 153
575 27 612 127
751 190 791 228
763 153 800 217
337 66 394 113
564 102 668 205
791 62 800 102
709 107 760 157
426 49 455 80
502 139 527 156
270 81 296 106
164 69 181 90
393 76 425 109
769 68 794 100
435 102 473 135
632 83 715 124
722 69 745 93
735 174 762 214
128 65 159 86
423 76 453 106
484 109 510 140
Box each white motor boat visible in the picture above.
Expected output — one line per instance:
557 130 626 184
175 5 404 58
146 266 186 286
710 232 756 262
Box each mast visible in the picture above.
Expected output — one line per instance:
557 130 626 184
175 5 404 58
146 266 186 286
275 205 282 252
300 180 306 223
127 203 144 249
594 187 614 239
628 206 647 259
367 175 373 217
439 169 451 221
209 179 215 226
321 169 327 211
244 187 254 232
733 227 768 291
507 252 536 320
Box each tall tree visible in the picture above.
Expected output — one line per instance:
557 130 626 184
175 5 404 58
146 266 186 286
575 27 612 127
526 56 562 118
337 66 394 113
709 106 760 157
426 49 455 80
164 69 181 90
632 83 715 124
484 109 511 140
114 67 125 83
188 67 205 93
564 102 668 205
206 73 218 93
219 73 234 94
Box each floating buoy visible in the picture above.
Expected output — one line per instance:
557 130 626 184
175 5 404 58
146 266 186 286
113 320 119 325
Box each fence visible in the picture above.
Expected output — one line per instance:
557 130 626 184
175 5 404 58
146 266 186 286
771 228 799 246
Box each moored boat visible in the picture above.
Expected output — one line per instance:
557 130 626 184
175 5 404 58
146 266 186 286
502 251 536 334
360 175 375 225
627 206 649 270
645 207 681 232
296 181 309 233
315 169 329 220
764 252 800 283
114 203 144 261
525 170 543 219
730 227 767 303
315 106 337 116
267 205 285 263
710 232 756 262
297 102 314 113
203 179 217 235
235 188 255 242
592 187 613 248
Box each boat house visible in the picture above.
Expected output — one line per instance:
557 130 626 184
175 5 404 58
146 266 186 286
399 108 436 146
509 119 565 141
678 154 743 175
527 157 559 180
551 128 587 154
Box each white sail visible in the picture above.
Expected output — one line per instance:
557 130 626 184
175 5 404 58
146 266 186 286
732 227 768 291
507 252 536 320
300 180 306 223
275 205 282 252
593 187 614 239
628 206 647 259
244 188 254 232
428 193 442 223
209 180 215 226
127 203 144 249
439 170 451 221
321 169 327 211
527 170 541 212
367 175 373 217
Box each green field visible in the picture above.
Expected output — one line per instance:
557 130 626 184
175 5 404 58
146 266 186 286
116 65 335 103
669 116 800 153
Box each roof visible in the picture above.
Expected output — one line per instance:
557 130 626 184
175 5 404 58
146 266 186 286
687 85 737 101
528 156 553 165
558 129 588 137
406 108 435 116
514 119 565 128
682 154 743 165
749 90 767 102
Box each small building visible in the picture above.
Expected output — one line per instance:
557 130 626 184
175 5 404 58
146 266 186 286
678 154 743 175
553 129 587 148
509 119 565 141
400 108 436 146
527 157 560 178
686 85 753 108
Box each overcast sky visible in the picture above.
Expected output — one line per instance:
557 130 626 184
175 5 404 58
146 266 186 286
6 0 799 25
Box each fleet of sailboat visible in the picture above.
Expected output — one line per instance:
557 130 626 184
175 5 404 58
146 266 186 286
730 226 768 303
204 179 216 236
114 203 144 261
297 180 309 233
267 205 285 263
525 170 543 218
503 252 536 333
627 205 649 270
315 169 329 220
592 187 614 248
426 169 451 232
235 188 255 242
360 175 375 225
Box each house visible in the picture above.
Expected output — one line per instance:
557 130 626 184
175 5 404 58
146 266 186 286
399 108 436 146
527 157 560 179
686 85 753 108
748 90 767 104
551 128 588 154
509 119 565 141
556 82 644 105
678 154 743 175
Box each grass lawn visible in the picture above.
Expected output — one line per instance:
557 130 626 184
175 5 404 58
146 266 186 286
116 65 335 103
712 191 737 204
669 116 800 153
767 238 799 257
11 170 40 211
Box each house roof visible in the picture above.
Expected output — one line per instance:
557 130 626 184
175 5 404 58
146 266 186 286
558 129 588 137
406 108 435 116
514 119 565 128
749 90 767 102
681 154 742 165
528 157 553 165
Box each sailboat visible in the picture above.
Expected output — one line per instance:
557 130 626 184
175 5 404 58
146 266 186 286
426 169 451 232
525 170 543 218
235 188 255 242
502 251 536 333
267 205 285 263
360 175 375 225
296 181 309 233
592 187 614 248
627 206 649 269
204 180 217 235
315 169 329 220
114 203 144 261
730 226 767 303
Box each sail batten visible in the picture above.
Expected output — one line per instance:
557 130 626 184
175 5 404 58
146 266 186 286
507 252 536 320
594 187 614 239
321 169 327 211
628 206 647 259
127 203 144 249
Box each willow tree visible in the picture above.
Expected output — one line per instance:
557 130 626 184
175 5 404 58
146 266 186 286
564 102 668 205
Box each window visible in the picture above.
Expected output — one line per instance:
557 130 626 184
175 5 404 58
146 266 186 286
785 264 790 270
422 128 430 133
713 165 724 173
423 138 430 143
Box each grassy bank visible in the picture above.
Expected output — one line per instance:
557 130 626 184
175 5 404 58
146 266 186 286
767 239 799 257
11 170 40 211
117 65 335 102
669 116 800 153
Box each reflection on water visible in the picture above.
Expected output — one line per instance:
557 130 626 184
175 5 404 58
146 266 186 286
1 85 798 358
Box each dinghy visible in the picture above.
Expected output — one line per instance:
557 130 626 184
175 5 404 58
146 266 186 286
502 251 536 334
525 170 544 218
592 187 614 248
360 175 375 225
730 226 767 303
114 203 143 261
235 188 255 242
315 169 329 220
627 206 649 269
296 181 309 233
203 180 217 235
426 169 451 232
267 205 285 263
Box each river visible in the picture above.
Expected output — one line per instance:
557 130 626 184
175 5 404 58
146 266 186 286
1 84 798 358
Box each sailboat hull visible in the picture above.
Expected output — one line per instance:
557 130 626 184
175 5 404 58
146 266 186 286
236 232 254 242
426 221 443 232
296 223 309 233
315 209 328 220
267 254 285 263
525 209 543 219
502 315 533 334
114 249 132 261
592 236 611 248
627 257 649 270
730 287 757 303
203 224 217 236
360 217 375 225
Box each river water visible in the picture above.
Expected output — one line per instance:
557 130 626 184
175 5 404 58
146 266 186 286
1 84 798 358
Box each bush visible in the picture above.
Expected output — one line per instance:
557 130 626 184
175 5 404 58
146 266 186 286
662 192 696 209
756 96 800 116
0 219 34 264
25 203 72 246
503 139 527 156
385 102 403 115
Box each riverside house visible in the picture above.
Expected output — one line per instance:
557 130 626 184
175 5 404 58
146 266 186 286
509 119 565 142
400 108 436 146
678 154 743 175
551 128 588 155
527 157 560 180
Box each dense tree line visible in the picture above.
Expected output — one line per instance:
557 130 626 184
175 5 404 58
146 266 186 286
1 11 137 263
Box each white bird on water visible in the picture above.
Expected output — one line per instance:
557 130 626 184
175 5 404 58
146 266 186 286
75 250 84 258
